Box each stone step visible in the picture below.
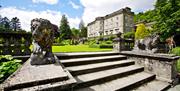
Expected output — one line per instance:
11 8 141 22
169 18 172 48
67 59 135 76
2 60 69 91
61 55 127 67
16 69 77 91
131 80 170 91
55 52 120 60
74 65 144 89
75 72 155 91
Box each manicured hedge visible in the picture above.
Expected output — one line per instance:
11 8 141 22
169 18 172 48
100 44 113 48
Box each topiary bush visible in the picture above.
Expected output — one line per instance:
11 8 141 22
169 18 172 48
135 23 149 39
0 55 22 83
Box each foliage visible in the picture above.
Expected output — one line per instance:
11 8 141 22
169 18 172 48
171 47 180 56
154 0 180 41
79 20 87 38
134 10 157 23
105 41 112 44
71 28 80 45
10 17 21 31
123 31 135 39
171 47 180 72
0 55 22 83
60 39 72 45
109 35 116 41
99 44 113 48
89 44 100 48
135 23 150 39
59 15 72 39
0 16 24 32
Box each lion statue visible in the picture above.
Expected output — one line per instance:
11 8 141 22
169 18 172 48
134 33 160 53
30 18 57 65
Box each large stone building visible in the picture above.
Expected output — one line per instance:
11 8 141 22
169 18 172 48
87 7 134 38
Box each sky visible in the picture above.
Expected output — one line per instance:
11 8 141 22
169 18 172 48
0 0 156 31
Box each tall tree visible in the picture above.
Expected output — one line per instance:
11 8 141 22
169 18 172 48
79 19 85 30
1 17 10 29
79 19 87 38
10 17 21 31
154 0 180 40
71 28 80 45
59 15 72 39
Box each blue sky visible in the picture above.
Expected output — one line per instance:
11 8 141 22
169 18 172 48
0 0 156 31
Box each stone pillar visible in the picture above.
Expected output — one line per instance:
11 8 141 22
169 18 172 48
113 32 125 52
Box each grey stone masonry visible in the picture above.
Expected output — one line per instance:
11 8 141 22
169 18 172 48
120 51 180 85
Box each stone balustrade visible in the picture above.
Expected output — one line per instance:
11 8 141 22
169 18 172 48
0 32 32 56
120 51 180 85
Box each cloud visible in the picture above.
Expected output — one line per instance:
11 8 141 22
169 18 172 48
0 7 80 31
69 1 80 9
32 0 58 5
80 0 156 25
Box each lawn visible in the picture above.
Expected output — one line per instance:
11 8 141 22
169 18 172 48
52 45 112 52
30 44 112 53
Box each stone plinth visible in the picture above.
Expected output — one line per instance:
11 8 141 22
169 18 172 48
1 58 70 91
120 51 180 85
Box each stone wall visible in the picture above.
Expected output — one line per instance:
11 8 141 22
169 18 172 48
0 32 32 56
120 51 180 85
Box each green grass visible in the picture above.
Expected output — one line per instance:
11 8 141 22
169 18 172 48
52 45 112 52
171 47 180 72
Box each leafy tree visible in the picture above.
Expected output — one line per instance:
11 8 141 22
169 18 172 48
59 15 72 39
71 28 80 45
154 0 180 40
79 19 87 38
135 23 149 39
1 17 10 29
10 17 21 31
134 10 157 23
80 26 87 38
79 19 85 30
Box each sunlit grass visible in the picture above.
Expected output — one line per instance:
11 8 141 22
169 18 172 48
30 44 112 53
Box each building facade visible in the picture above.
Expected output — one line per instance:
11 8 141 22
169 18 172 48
87 7 134 38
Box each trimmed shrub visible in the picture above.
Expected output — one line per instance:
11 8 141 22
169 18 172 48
123 31 135 39
106 41 112 44
109 35 116 41
135 23 149 39
99 44 113 48
89 44 100 48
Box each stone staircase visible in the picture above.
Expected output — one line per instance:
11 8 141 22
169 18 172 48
56 52 171 91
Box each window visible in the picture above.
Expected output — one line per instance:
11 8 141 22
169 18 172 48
116 17 118 20
116 22 118 27
105 31 108 35
110 30 113 34
115 29 119 33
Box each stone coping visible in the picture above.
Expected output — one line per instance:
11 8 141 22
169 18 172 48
2 58 68 90
120 51 180 61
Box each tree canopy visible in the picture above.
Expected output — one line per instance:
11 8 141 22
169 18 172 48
79 19 87 38
154 0 180 40
59 15 72 39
